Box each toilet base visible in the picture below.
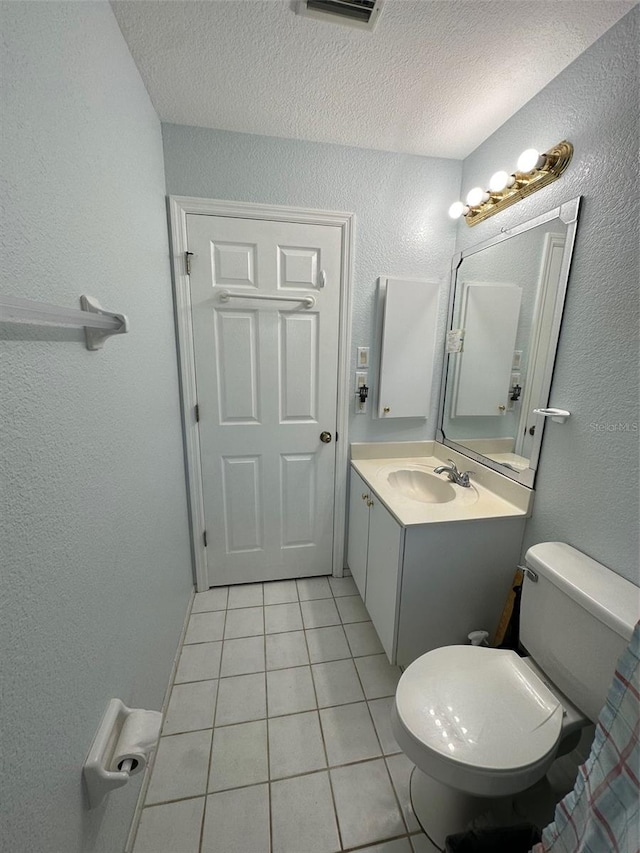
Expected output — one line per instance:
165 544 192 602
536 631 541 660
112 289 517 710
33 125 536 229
409 767 524 850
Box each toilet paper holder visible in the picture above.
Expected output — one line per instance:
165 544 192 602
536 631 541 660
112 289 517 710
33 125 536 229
83 698 162 809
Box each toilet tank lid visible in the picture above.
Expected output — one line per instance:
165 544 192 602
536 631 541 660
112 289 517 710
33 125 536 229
525 543 639 642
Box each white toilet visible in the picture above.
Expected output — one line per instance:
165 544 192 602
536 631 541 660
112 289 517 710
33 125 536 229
391 542 639 846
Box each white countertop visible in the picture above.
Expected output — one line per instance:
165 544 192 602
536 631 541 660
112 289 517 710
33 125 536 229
350 441 533 527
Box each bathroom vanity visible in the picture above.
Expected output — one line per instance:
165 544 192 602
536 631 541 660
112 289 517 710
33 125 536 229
348 199 582 669
347 441 533 668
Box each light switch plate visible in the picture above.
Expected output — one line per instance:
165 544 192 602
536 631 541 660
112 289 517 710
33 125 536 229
356 346 370 368
446 329 464 354
355 371 368 414
507 371 521 411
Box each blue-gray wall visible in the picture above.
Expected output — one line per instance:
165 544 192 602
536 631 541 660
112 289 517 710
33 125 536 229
0 4 192 852
1 6 637 852
456 7 639 584
161 124 462 442
162 8 639 586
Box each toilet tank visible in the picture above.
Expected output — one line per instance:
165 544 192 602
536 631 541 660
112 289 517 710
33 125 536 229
520 542 639 723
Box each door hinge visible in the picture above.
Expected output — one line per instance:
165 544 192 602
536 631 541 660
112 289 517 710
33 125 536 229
195 403 200 422
185 251 194 275
203 530 208 548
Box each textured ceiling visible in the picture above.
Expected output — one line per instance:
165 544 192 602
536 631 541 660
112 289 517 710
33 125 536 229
111 0 634 159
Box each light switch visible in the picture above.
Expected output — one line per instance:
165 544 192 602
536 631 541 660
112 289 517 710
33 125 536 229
357 347 370 368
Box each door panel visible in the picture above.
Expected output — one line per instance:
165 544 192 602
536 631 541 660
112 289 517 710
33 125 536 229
187 214 342 585
281 453 316 547
215 310 260 423
213 242 257 288
221 456 263 553
277 246 319 289
279 313 319 422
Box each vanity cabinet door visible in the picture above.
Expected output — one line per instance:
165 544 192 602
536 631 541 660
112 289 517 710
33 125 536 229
347 470 370 600
365 498 403 661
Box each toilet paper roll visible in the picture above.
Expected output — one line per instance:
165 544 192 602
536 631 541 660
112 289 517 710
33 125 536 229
108 709 162 776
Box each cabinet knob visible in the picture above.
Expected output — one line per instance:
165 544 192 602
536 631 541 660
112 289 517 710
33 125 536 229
383 406 391 414
361 493 369 501
366 499 374 507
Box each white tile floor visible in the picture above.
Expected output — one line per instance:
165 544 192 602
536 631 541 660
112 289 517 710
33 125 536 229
133 576 439 853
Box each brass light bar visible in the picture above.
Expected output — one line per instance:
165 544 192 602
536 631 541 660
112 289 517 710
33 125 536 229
462 141 574 226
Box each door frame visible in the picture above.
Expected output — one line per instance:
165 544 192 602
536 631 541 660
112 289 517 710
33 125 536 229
168 196 355 592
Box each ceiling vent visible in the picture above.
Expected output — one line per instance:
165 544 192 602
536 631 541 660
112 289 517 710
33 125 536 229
296 0 384 31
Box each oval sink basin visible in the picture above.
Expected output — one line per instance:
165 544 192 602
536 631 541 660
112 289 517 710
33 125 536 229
387 469 456 503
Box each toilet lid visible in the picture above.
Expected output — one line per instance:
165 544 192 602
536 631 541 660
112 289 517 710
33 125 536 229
395 646 564 771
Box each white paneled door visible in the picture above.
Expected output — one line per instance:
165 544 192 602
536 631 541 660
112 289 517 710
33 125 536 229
186 214 343 586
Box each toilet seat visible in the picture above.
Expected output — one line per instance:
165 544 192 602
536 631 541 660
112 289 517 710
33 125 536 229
393 645 564 797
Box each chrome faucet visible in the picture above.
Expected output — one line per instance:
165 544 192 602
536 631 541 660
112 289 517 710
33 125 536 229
433 459 474 487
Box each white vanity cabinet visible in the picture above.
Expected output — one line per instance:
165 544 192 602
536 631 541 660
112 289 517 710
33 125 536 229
394 517 525 668
347 469 403 660
347 463 527 668
347 470 371 602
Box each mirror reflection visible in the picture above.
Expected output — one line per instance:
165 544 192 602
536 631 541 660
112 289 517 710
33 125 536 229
440 202 579 484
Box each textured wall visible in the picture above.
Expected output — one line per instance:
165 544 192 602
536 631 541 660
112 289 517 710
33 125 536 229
455 8 639 584
0 4 192 852
161 123 462 442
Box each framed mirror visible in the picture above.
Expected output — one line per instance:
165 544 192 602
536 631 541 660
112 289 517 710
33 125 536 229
437 196 581 488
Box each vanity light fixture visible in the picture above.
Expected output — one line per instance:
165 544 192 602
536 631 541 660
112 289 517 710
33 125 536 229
448 201 468 219
465 187 490 207
449 140 574 226
488 171 516 193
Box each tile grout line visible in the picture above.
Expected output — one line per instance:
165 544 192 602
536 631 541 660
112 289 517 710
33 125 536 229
198 588 229 853
263 591 274 853
341 832 416 853
146 744 410 805
177 628 375 684
300 600 345 853
131 588 198 852
342 602 412 841
159 685 400 738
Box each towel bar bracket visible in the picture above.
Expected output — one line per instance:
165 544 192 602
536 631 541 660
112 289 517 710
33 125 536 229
79 295 129 351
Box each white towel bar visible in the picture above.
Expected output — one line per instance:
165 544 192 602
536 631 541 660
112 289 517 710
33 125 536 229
217 289 316 309
0 294 128 350
533 407 571 423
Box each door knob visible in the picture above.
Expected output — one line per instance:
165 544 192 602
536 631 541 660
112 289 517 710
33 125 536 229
320 431 332 443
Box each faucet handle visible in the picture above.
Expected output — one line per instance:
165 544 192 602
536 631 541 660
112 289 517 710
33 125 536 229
447 459 460 472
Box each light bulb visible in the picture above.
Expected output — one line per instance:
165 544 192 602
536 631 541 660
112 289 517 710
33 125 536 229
448 201 465 219
488 171 515 193
517 148 545 173
466 187 489 207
